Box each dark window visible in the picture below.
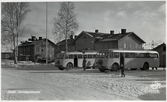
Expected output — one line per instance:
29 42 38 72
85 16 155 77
64 54 69 59
83 54 87 58
88 55 92 58
114 52 119 58
109 52 113 58
78 54 82 59
93 55 96 58
163 46 166 51
69 55 73 59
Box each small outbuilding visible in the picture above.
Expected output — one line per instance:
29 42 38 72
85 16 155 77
153 43 166 67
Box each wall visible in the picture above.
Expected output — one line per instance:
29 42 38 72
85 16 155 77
35 41 55 61
75 33 95 51
153 44 166 67
118 34 143 50
94 41 118 50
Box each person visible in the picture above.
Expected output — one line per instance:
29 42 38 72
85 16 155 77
120 53 125 77
83 56 87 71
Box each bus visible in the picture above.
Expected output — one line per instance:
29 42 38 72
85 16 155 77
55 51 97 70
95 49 159 72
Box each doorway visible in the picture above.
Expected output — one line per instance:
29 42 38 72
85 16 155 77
74 55 78 67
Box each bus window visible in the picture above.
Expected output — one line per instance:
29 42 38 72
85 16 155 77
109 52 113 58
129 53 135 58
64 54 69 59
83 54 87 58
149 53 158 58
74 55 78 59
93 55 96 58
105 52 109 58
114 52 119 58
69 54 73 59
135 53 140 58
78 54 82 59
88 55 92 58
125 53 129 58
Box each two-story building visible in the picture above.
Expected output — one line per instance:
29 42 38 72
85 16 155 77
18 36 55 62
94 29 145 50
55 29 145 54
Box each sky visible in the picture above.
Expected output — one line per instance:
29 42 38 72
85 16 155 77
1 1 166 51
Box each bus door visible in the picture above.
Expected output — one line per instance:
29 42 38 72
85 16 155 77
74 54 78 67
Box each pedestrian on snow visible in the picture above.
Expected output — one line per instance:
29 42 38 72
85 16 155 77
83 56 87 71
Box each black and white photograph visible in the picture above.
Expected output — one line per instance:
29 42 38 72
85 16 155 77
1 0 166 100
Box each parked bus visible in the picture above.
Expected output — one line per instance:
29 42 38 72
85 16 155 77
95 49 159 72
55 51 97 70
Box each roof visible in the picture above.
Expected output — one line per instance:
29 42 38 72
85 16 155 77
18 39 56 47
96 32 145 43
153 43 166 50
73 31 109 42
98 49 158 54
56 39 74 46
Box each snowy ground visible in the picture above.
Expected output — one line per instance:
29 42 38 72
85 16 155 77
1 63 166 100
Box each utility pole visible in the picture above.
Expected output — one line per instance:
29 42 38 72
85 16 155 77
46 2 48 64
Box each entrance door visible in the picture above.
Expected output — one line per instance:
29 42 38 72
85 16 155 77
74 55 78 67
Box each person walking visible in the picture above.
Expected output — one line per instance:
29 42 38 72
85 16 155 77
120 53 125 77
83 56 87 71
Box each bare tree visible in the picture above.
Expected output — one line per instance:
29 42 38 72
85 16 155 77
53 2 79 52
1 2 30 64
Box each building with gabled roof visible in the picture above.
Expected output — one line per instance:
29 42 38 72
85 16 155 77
18 36 55 62
55 29 145 54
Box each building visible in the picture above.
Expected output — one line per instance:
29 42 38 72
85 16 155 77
94 29 145 50
55 29 145 54
1 52 13 59
153 43 166 67
55 35 75 55
18 36 55 62
74 29 145 51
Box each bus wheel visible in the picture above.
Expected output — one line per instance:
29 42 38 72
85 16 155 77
66 63 73 69
99 68 105 72
111 63 119 71
143 62 149 70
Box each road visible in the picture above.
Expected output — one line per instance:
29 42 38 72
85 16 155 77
1 66 166 100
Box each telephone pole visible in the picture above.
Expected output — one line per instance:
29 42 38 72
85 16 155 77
46 2 48 64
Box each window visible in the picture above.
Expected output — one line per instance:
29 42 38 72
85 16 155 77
163 46 166 51
129 44 131 49
83 54 87 58
65 54 69 59
124 43 126 49
114 52 119 58
88 55 92 58
125 53 135 58
93 55 96 58
78 54 82 59
109 52 113 58
69 55 73 59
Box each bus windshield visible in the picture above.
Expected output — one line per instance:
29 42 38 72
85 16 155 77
56 53 65 59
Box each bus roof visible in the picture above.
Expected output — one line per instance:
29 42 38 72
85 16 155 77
60 51 97 54
98 49 158 54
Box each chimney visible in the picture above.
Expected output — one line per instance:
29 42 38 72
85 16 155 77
39 37 42 40
95 29 98 33
110 30 114 35
32 36 36 41
74 35 78 38
70 35 73 40
121 29 126 34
